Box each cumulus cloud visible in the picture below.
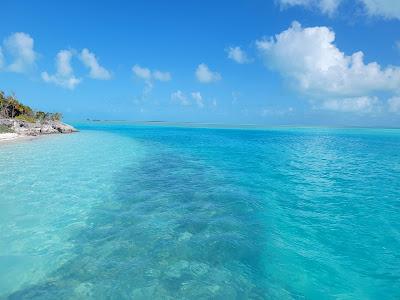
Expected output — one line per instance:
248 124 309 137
278 0 341 15
132 65 152 100
132 64 152 80
171 90 190 106
153 70 171 81
3 32 37 73
132 64 171 82
79 48 111 80
132 65 171 100
227 46 250 64
277 0 400 19
191 91 204 108
256 21 400 112
170 90 207 108
195 63 221 83
388 97 400 113
361 0 400 19
132 65 172 81
41 50 81 89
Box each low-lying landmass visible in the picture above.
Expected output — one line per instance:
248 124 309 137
0 91 77 142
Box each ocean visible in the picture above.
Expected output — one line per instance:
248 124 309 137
0 123 399 299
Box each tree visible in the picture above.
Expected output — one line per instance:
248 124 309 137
20 104 33 117
0 90 62 122
7 96 22 118
35 111 46 121
52 112 62 121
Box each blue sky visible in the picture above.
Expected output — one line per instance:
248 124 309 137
0 0 399 126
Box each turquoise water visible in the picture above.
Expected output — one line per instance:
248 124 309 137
0 123 399 299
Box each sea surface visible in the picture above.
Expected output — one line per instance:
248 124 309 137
0 123 399 299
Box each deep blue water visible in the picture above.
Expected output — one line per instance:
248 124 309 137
0 123 399 299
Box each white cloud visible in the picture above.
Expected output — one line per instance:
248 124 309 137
277 0 400 19
153 70 171 81
3 32 37 73
227 46 250 64
132 65 171 82
132 64 152 80
170 90 207 108
256 21 400 113
171 90 190 106
195 63 221 83
191 91 204 108
361 0 400 19
278 0 341 15
388 97 400 113
132 65 171 100
41 50 81 89
79 48 111 80
320 96 381 113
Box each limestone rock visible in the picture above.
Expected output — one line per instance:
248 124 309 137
0 118 78 136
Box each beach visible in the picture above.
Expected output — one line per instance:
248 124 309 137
0 133 40 144
0 132 21 142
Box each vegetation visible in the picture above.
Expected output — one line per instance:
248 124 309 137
0 91 62 123
15 115 37 123
0 125 13 133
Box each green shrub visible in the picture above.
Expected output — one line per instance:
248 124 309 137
0 125 13 133
35 111 46 121
15 114 36 123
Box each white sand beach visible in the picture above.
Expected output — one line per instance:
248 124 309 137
0 133 35 144
0 133 20 141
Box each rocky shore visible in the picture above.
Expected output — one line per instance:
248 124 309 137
0 118 78 138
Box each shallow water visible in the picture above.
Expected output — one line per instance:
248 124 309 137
0 123 399 299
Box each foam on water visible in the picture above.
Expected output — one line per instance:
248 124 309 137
0 124 399 299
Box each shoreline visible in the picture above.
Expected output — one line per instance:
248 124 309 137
0 118 78 146
0 133 40 144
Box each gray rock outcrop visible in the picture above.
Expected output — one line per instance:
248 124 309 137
0 118 78 136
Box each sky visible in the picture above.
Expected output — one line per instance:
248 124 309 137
0 0 399 126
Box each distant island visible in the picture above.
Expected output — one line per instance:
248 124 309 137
0 91 77 142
